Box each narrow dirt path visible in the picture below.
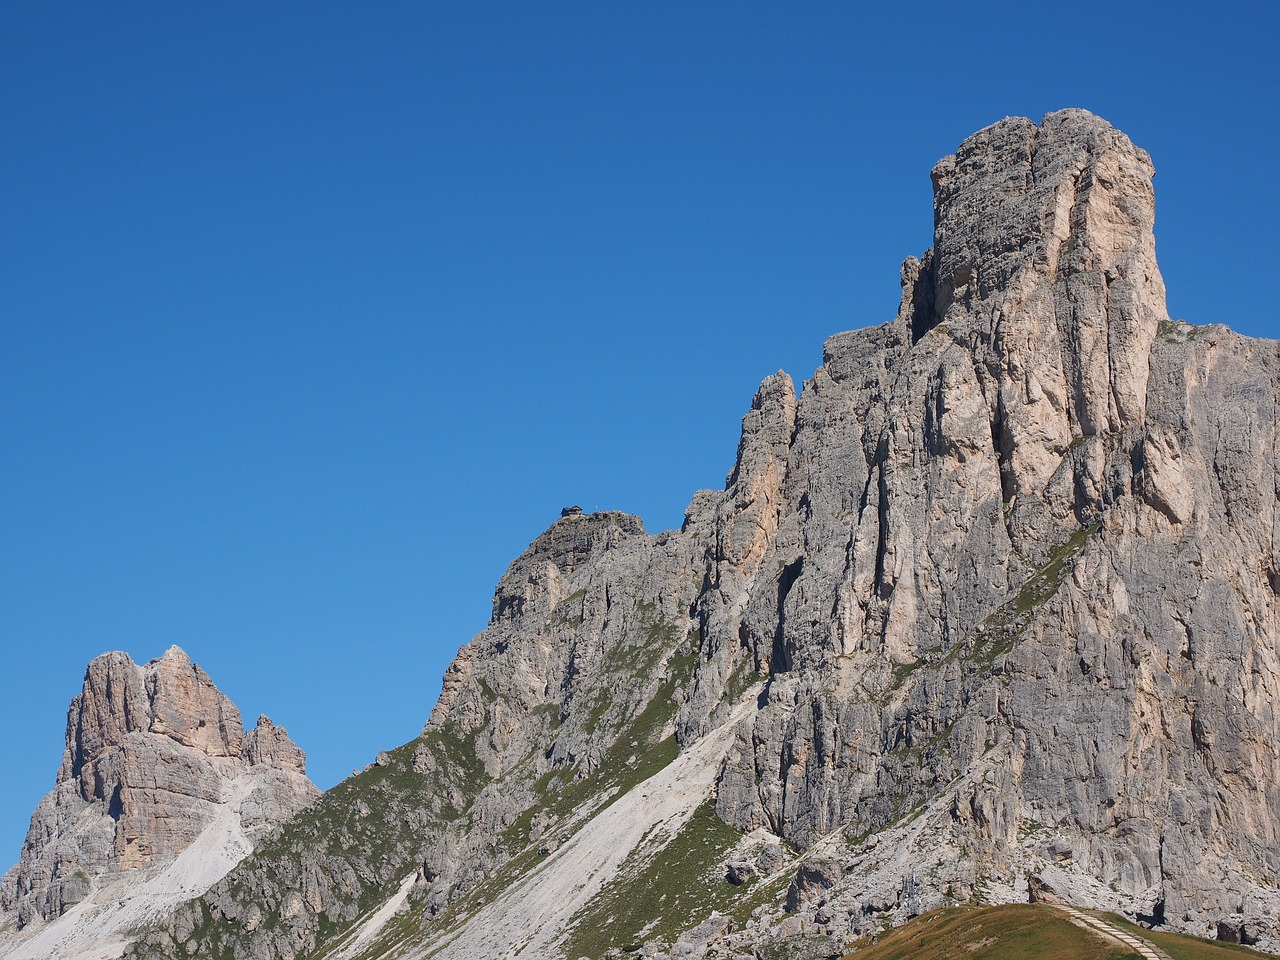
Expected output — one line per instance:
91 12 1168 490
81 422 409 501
1056 904 1173 960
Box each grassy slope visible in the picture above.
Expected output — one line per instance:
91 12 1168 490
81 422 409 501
1105 914 1270 960
841 905 1272 960
306 615 699 959
841 905 1137 960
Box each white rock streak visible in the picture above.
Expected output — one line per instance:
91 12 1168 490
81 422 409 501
0 773 261 960
419 688 761 960
326 871 419 960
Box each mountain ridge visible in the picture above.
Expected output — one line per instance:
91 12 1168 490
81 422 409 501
120 108 1280 957
7 107 1280 960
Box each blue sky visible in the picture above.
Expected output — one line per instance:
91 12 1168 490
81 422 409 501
2 2 1278 863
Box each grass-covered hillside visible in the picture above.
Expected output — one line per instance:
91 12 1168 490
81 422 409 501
842 905 1270 960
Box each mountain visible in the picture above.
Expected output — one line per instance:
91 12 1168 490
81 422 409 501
0 647 317 960
8 108 1279 960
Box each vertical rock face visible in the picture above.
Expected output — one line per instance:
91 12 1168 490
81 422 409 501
924 109 1165 499
0 646 317 934
122 110 1280 960
692 109 1280 950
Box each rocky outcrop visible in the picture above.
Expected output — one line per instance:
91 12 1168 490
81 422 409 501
243 716 308 775
693 109 1280 954
0 646 316 952
122 110 1280 959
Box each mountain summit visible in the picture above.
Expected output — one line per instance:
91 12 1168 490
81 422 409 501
0 647 316 959
11 109 1280 959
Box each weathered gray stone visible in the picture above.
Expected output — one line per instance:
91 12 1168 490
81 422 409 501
786 859 841 912
113 110 1280 960
757 842 785 875
0 646 316 940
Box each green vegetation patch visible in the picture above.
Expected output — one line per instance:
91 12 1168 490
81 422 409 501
414 612 697 951
840 905 1271 960
315 605 700 959
1012 523 1099 614
215 726 487 955
251 735 460 874
520 669 683 841
882 523 1101 699
537 614 695 828
841 904 1140 960
954 521 1102 672
182 900 238 960
561 799 747 958
576 606 685 734
1105 914 1270 960
725 654 760 704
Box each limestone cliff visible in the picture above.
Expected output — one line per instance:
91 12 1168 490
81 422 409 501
119 109 1280 959
0 646 316 959
688 110 1280 953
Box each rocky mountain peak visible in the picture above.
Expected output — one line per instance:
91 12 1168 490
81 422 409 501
929 109 1158 312
63 647 246 800
894 109 1169 507
490 510 647 624
1 647 317 944
243 715 308 774
21 109 1280 960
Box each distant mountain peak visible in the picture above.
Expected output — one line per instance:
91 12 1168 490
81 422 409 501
0 648 316 956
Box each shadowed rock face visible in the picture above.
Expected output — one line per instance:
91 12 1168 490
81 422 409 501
1 646 316 928
108 110 1280 959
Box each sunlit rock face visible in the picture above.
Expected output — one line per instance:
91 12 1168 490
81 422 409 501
700 109 1280 952
0 646 316 930
33 110 1280 959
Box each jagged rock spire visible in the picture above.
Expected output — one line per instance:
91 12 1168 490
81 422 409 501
899 110 1171 502
1 647 316 936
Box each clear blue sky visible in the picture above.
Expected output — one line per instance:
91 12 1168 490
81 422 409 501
3 2 1278 864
